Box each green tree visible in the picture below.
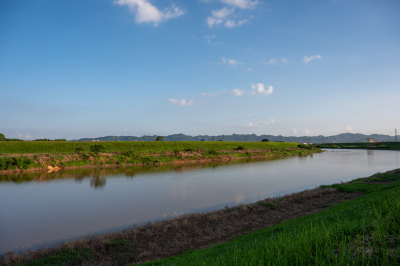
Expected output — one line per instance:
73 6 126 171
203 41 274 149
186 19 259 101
0 133 6 141
261 139 270 142
155 136 164 141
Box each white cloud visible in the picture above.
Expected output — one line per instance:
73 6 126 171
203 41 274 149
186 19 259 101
224 19 247 28
233 88 244 96
201 92 216 97
205 34 216 44
267 58 288 64
168 98 193 106
291 128 311 136
248 118 275 128
220 57 242 66
303 54 322 64
347 126 353 131
115 0 184 26
212 7 233 18
251 83 273 95
221 0 258 9
206 4 252 28
17 133 33 140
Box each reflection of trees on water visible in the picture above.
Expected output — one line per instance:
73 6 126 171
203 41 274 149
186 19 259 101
90 176 106 189
1 159 266 188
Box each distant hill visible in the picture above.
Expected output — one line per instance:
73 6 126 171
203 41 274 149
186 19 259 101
74 133 395 144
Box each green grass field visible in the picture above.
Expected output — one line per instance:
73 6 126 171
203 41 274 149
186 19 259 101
0 141 297 154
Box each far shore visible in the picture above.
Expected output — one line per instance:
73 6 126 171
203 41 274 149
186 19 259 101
0 141 319 174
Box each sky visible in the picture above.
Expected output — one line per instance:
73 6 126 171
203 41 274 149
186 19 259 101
0 0 399 140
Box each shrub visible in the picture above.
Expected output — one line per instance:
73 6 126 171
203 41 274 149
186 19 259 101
75 147 84 153
297 144 312 150
235 145 245 150
206 149 219 156
90 144 106 153
261 139 270 142
155 136 163 141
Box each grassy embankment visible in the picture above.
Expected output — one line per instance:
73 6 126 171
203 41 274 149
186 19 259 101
316 141 400 150
0 141 318 172
2 169 400 265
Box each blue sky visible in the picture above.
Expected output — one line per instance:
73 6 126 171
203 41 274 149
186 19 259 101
1 0 399 139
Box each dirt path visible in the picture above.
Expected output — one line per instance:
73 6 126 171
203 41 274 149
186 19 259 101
2 187 362 265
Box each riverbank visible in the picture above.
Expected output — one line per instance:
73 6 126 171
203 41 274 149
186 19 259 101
2 169 399 265
0 141 319 174
316 141 400 150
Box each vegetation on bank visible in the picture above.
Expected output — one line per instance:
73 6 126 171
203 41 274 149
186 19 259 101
316 142 400 151
3 169 400 265
0 141 319 172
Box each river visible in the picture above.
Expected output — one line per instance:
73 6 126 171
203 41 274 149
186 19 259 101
1 149 399 253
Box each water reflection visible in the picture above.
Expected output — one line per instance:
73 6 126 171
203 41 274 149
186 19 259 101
0 159 268 189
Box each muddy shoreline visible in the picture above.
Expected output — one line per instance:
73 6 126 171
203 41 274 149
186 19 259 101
2 186 362 265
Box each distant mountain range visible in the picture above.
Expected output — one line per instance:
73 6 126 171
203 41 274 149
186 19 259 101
75 133 396 144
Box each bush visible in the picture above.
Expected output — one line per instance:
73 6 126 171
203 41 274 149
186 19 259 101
90 144 106 153
235 145 245 150
75 147 84 153
155 136 163 141
206 149 219 156
261 139 270 142
297 144 312 150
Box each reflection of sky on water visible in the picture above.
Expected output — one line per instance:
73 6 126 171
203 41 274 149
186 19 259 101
1 149 400 253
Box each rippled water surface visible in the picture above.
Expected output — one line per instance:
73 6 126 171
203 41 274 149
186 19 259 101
1 149 400 253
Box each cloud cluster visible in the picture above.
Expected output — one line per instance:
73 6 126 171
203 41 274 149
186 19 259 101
232 83 274 96
207 0 258 28
204 34 216 44
303 54 322 64
221 0 258 9
220 57 242 66
267 58 288 64
233 88 244 96
168 98 193 106
251 83 274 95
115 0 184 26
292 128 311 135
248 118 275 128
